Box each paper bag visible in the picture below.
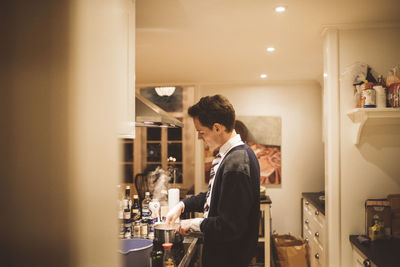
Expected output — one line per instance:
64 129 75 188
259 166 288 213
272 234 308 267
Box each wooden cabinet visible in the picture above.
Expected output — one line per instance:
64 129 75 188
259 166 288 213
303 198 326 267
259 202 271 267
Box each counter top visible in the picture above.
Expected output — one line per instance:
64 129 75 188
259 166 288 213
350 235 400 267
261 195 272 204
302 192 325 215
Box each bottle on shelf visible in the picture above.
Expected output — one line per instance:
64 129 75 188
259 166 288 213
123 219 132 239
148 218 155 240
149 197 160 223
133 221 141 238
141 192 152 223
131 194 141 222
123 185 132 210
162 243 176 267
374 76 387 108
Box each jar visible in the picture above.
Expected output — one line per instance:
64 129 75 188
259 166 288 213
388 82 400 107
133 221 141 238
141 222 148 238
373 85 386 108
148 218 155 240
362 83 376 108
124 220 132 239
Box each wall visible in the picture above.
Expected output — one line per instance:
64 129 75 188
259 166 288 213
195 82 325 235
337 26 400 267
0 0 134 266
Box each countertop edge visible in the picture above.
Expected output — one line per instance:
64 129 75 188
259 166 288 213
302 192 325 215
260 195 272 204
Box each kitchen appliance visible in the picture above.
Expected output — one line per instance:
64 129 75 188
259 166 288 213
151 223 186 267
135 93 183 128
154 223 184 244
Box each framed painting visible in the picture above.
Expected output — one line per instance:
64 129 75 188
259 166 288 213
204 116 282 185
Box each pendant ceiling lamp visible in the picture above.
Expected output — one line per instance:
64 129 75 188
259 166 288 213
155 86 175 97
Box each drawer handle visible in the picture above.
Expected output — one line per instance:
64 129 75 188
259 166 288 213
315 232 319 237
305 219 309 224
363 259 371 267
315 253 319 259
305 238 309 243
305 201 309 205
315 210 319 215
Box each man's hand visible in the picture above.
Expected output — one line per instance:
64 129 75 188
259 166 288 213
166 202 184 227
176 219 195 236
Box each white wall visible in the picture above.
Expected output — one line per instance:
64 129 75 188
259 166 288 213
196 82 325 235
1 0 134 266
337 27 400 267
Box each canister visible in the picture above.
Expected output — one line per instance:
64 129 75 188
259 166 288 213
373 85 386 108
362 84 376 108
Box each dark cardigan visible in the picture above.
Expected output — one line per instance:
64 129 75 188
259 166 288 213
183 144 260 267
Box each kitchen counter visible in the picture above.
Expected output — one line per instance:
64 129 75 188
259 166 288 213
350 235 400 267
302 192 325 215
261 195 272 204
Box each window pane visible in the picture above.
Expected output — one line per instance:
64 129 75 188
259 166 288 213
123 164 133 183
168 143 182 162
168 164 182 184
123 142 133 162
145 164 161 173
147 127 161 141
147 143 161 162
168 127 182 141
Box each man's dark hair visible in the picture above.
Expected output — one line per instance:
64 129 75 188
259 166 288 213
188 95 235 132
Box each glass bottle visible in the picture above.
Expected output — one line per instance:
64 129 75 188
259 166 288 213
122 185 131 211
151 243 164 267
141 192 152 223
162 243 175 267
131 194 141 222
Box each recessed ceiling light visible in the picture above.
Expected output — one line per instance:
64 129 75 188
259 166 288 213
260 74 267 79
275 6 287 13
266 47 275 52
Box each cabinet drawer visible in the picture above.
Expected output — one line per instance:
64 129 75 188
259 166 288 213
303 197 326 267
303 207 325 247
351 246 378 267
312 208 325 228
304 199 316 216
310 243 324 267
311 219 325 248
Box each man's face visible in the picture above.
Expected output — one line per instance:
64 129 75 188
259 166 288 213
193 117 220 150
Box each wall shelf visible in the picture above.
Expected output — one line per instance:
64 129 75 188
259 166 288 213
346 108 400 144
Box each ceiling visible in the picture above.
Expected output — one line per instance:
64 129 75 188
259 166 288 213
136 0 400 84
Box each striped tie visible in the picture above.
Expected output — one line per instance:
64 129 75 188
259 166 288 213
204 153 221 215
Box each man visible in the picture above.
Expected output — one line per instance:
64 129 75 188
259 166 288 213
166 95 260 267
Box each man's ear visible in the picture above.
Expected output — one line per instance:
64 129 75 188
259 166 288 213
213 123 225 133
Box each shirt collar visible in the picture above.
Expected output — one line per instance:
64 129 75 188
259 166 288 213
218 133 244 157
